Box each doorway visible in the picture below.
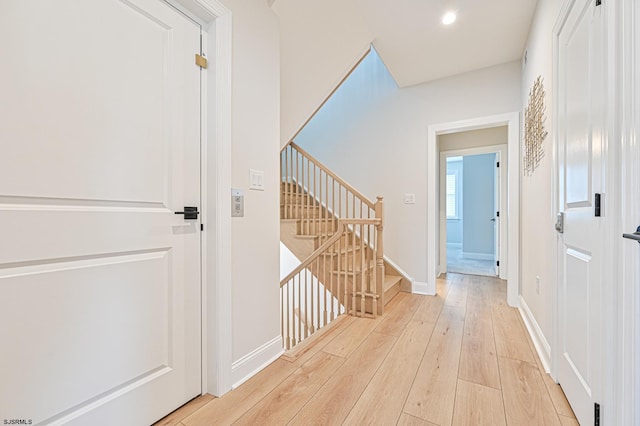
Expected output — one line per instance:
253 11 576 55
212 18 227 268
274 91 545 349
438 136 507 279
427 113 519 306
442 152 500 277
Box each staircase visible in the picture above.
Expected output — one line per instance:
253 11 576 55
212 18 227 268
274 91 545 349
280 142 403 350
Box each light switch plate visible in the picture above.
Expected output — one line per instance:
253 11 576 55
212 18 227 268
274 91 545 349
404 193 416 204
249 169 264 191
232 188 244 217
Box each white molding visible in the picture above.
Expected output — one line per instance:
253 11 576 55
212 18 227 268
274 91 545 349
428 112 519 305
383 255 415 293
447 243 462 249
412 281 431 296
176 0 233 398
383 255 414 282
461 251 494 261
231 336 284 389
519 296 551 373
550 0 564 387
617 0 639 424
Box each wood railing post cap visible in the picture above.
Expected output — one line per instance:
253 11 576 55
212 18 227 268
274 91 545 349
376 196 384 201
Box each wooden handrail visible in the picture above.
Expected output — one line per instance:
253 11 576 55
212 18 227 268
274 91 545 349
284 141 375 210
280 139 385 350
280 219 380 286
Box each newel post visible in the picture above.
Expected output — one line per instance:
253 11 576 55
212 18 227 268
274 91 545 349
374 196 385 316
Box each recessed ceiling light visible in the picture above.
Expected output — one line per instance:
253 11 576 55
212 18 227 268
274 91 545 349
442 11 457 25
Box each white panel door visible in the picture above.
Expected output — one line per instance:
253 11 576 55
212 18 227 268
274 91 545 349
0 1 202 424
556 0 605 424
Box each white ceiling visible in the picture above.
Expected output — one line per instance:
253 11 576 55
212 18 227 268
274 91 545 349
358 0 538 87
274 0 538 88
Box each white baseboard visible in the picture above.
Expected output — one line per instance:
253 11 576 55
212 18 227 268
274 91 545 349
412 280 434 296
231 336 283 389
383 255 413 282
462 251 494 261
518 296 551 373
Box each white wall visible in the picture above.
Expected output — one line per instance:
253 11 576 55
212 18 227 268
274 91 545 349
279 242 300 280
519 0 562 355
294 49 521 284
218 0 281 365
272 0 373 144
462 154 496 257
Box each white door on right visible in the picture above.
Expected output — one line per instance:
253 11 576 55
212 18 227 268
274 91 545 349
556 0 605 424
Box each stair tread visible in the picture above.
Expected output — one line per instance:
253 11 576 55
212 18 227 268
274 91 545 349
281 203 321 207
332 260 375 274
293 234 324 240
321 246 362 256
280 219 299 223
384 274 402 291
294 230 351 239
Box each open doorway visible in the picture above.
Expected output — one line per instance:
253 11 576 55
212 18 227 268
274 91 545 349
435 126 509 284
442 152 500 276
428 113 519 305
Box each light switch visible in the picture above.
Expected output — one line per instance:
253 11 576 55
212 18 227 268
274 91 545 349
404 193 416 204
249 169 264 191
232 188 244 217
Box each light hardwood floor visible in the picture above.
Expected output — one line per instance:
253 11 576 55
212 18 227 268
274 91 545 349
156 273 576 426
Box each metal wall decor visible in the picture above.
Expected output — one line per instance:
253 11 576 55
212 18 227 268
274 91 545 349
523 75 548 175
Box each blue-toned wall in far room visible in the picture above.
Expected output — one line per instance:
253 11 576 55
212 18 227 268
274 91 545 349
462 153 495 258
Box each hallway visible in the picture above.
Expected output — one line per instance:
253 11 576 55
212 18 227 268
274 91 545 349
158 274 576 425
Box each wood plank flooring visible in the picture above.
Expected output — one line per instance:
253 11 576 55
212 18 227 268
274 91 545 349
158 273 576 426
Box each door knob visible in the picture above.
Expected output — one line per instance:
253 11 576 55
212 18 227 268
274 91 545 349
622 226 640 243
175 207 200 220
490 218 496 222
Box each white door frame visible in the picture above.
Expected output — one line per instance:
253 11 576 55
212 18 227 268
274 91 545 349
427 112 520 306
439 145 508 279
619 0 640 423
172 0 233 397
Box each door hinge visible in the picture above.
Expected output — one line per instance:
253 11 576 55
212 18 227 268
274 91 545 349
594 402 600 425
596 0 601 5
195 53 208 69
496 211 500 217
496 161 500 168
201 223 204 231
555 212 565 234
496 260 500 267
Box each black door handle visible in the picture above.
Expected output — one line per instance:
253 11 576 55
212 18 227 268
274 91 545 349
175 207 199 220
622 226 640 243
